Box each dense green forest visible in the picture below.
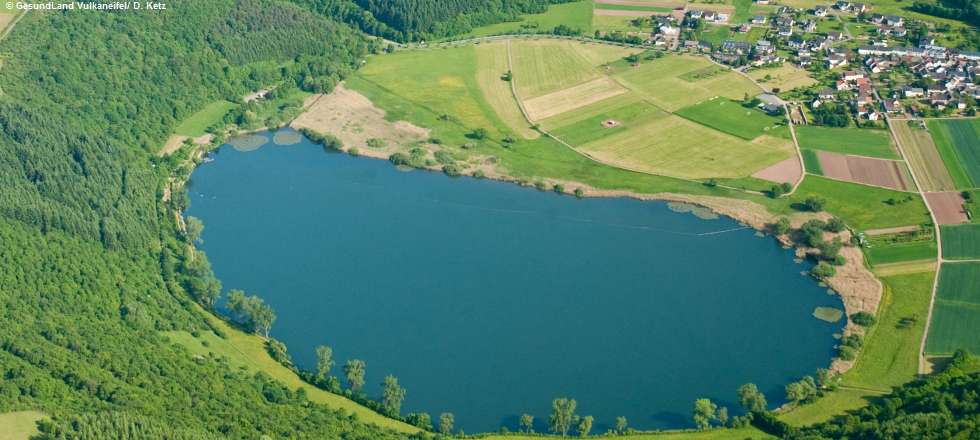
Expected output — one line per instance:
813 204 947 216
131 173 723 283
912 0 980 27
290 0 574 41
0 1 403 437
768 351 980 439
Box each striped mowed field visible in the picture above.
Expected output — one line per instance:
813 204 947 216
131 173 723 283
926 262 980 355
927 118 980 189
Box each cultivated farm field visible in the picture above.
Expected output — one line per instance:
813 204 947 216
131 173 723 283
926 262 980 355
795 126 898 160
891 120 957 192
927 119 980 190
942 223 980 260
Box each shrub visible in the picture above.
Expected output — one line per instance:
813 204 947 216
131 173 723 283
553 184 565 194
850 311 876 327
442 164 461 177
773 217 791 235
825 217 846 232
812 262 836 279
804 195 826 212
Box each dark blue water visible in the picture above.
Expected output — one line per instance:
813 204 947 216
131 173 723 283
186 130 844 433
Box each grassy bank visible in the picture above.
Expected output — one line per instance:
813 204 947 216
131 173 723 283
163 310 420 434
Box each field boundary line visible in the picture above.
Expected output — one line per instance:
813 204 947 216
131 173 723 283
888 116 943 375
502 38 768 196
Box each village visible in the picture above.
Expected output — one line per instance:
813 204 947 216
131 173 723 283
643 0 980 122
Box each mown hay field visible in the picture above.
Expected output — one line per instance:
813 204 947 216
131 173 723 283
891 120 957 192
611 55 759 111
474 41 539 139
576 114 793 179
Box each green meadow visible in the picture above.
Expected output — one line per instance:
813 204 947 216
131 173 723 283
791 176 931 231
674 97 787 141
174 100 237 137
795 126 899 160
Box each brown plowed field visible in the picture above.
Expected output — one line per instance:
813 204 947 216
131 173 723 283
817 151 913 191
752 157 802 184
926 192 969 225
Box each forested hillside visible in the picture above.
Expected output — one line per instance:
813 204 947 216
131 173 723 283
291 0 574 41
781 351 980 439
0 1 402 437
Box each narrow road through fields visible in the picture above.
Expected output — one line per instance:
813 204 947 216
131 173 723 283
886 115 943 374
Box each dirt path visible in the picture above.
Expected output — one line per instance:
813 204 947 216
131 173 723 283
864 225 923 236
887 116 944 374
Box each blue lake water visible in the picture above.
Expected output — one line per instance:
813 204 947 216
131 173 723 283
186 130 845 433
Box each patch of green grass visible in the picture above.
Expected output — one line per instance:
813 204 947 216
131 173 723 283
842 271 934 390
732 0 755 23
927 119 978 189
802 149 823 175
162 313 419 433
550 99 664 145
791 176 931 230
461 0 593 38
715 176 780 192
175 100 237 137
698 25 732 47
594 3 673 12
795 126 899 160
0 411 47 440
867 240 938 265
778 388 876 426
674 97 785 140
942 223 980 259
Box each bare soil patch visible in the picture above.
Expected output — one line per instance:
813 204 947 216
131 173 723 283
817 151 913 191
291 84 429 159
752 156 802 184
925 192 969 225
864 225 922 236
602 119 621 128
159 134 213 156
